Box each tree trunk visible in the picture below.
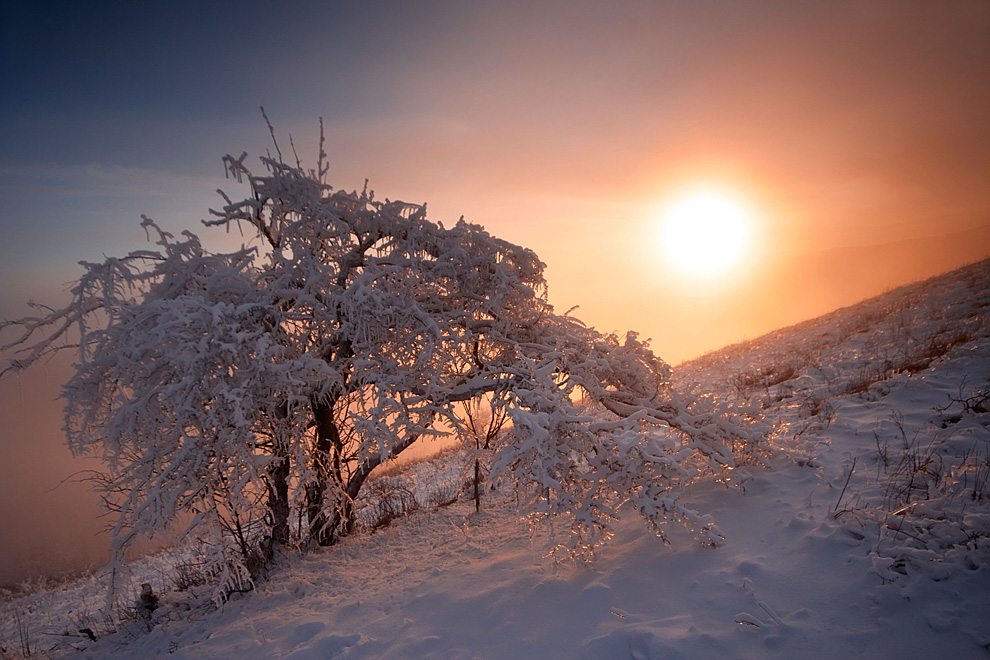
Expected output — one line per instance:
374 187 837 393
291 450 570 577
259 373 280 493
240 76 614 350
305 481 331 545
308 398 342 546
267 454 290 546
474 458 481 512
308 398 430 546
266 404 292 558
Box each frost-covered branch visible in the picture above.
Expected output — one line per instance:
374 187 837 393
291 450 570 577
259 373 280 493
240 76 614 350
2 124 754 601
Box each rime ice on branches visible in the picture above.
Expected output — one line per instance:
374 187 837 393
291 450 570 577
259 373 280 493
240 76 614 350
1 125 750 603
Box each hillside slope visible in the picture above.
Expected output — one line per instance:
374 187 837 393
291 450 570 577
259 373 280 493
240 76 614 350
4 259 990 659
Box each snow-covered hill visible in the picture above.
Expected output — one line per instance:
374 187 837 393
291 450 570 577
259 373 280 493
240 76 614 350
4 259 989 659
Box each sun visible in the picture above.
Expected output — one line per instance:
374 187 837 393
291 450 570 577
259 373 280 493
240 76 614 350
658 189 750 278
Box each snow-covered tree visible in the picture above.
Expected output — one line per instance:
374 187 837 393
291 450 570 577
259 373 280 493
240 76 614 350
1 128 748 597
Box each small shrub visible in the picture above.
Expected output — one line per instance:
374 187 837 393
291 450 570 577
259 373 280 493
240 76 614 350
801 391 836 426
884 437 944 509
732 363 798 409
840 366 878 396
873 430 890 477
921 327 976 362
171 560 211 592
935 378 990 427
362 478 419 530
426 480 461 509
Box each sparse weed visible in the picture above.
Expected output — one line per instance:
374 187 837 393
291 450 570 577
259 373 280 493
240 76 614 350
732 363 797 407
361 478 420 530
849 406 990 581
425 480 461 509
921 326 976 362
63 606 118 644
2 612 31 660
954 447 990 503
968 452 990 502
883 436 944 510
935 376 990 427
801 391 836 427
809 360 839 387
840 364 882 396
170 560 211 592
15 615 27 659
873 430 889 477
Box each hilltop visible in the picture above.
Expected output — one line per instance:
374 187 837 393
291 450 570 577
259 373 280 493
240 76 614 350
3 259 989 659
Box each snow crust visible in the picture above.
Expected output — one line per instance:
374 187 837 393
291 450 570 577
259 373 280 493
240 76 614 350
3 259 989 659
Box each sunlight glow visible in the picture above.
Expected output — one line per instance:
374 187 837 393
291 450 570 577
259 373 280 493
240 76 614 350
658 190 750 278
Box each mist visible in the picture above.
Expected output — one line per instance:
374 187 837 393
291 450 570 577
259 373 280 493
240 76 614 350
0 355 110 587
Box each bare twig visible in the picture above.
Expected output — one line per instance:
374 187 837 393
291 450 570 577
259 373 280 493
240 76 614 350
832 457 857 517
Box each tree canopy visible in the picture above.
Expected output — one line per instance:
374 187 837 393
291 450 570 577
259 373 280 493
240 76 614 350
1 131 748 602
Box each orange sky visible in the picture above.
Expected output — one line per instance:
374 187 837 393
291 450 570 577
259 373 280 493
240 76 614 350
3 3 990 361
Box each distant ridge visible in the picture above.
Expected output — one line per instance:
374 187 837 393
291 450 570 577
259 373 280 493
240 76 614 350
682 255 990 375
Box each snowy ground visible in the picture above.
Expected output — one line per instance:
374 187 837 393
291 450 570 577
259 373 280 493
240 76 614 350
3 259 989 659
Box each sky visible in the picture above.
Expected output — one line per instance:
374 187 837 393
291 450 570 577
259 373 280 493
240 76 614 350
1 0 990 581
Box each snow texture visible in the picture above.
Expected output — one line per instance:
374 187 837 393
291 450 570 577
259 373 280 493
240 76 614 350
3 258 989 659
